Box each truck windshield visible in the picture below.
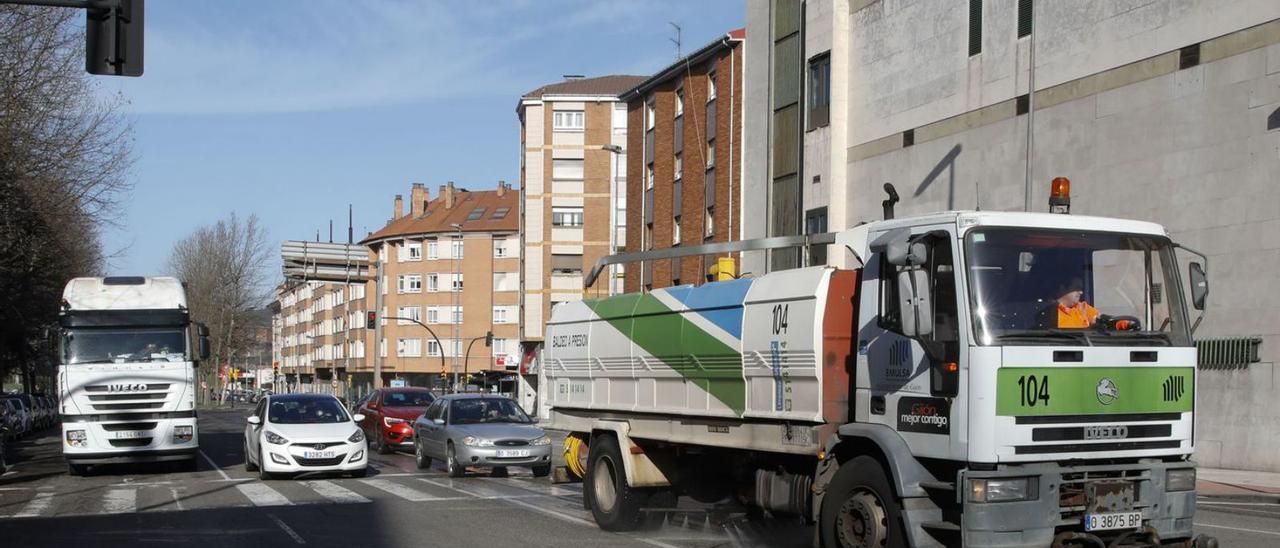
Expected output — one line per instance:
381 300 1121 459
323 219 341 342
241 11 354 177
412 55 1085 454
964 228 1190 346
62 327 188 364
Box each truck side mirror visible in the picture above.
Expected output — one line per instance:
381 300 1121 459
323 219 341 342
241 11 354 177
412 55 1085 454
897 269 933 338
931 359 959 397
1188 262 1208 311
194 322 211 361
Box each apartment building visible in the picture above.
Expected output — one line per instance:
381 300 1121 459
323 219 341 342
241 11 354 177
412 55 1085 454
516 75 645 347
360 182 520 392
274 278 368 396
622 29 745 292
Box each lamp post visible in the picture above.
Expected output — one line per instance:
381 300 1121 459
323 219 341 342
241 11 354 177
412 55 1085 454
461 331 492 393
449 222 463 393
385 316 447 384
603 144 624 295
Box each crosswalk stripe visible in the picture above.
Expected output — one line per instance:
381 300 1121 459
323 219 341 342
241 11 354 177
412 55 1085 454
417 477 534 499
493 477 579 497
14 491 54 518
300 481 370 504
236 482 293 507
103 488 137 514
359 478 453 502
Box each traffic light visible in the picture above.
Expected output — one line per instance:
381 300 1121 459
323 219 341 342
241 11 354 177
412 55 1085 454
366 311 377 329
484 331 493 347
86 0 144 76
272 361 279 378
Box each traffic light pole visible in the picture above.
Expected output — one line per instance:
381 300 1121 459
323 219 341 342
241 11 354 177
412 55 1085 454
373 258 384 389
386 316 448 391
461 332 492 394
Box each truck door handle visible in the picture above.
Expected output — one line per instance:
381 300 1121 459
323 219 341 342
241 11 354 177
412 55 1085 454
871 396 886 415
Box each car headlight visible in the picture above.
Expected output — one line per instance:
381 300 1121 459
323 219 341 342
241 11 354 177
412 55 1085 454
264 431 289 445
462 436 493 447
348 429 365 443
1166 468 1196 492
530 435 551 446
968 477 1038 503
384 417 407 427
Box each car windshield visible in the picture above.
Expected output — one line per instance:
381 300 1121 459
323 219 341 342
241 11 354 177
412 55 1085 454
449 398 530 425
62 327 187 364
383 391 434 407
269 398 349 424
965 228 1190 346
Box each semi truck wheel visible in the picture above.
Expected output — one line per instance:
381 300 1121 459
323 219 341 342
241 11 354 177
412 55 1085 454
585 435 647 531
819 456 907 548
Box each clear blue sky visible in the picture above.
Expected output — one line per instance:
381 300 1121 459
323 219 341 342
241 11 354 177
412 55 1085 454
97 0 745 278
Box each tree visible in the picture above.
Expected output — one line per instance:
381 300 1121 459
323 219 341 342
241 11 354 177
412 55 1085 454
0 6 133 391
167 213 272 403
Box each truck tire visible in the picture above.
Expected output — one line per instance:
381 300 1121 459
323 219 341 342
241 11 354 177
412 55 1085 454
819 456 907 548
585 434 647 532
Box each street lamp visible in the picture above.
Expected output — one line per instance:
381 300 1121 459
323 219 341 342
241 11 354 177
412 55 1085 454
449 222 463 393
603 144 624 296
385 316 448 384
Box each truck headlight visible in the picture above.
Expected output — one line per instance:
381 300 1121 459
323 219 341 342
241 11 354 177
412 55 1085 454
264 431 289 445
173 425 194 443
1166 468 1196 492
530 435 551 446
66 429 88 448
462 436 493 447
969 477 1038 503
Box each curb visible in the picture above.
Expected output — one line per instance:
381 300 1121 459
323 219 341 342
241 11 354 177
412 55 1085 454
1198 492 1280 504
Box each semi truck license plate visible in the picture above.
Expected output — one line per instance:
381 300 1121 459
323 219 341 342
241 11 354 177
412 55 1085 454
1084 511 1142 531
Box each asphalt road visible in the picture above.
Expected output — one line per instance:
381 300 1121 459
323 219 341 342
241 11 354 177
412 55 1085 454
0 408 1276 547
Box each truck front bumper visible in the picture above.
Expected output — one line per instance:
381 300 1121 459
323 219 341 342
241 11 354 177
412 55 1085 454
960 460 1197 548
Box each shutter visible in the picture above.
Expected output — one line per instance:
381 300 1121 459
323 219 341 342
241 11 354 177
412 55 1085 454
551 254 582 272
706 100 717 141
705 167 716 207
673 180 682 214
674 115 684 154
969 0 983 55
1017 0 1032 38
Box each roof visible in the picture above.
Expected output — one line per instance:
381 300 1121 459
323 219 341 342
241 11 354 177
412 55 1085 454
621 28 745 101
269 393 339 402
361 188 519 245
520 74 647 100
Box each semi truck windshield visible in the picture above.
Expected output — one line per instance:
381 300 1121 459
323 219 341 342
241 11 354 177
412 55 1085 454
62 327 187 364
965 229 1190 346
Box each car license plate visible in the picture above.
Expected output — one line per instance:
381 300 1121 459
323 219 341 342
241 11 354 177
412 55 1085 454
112 431 146 439
303 451 335 459
1083 511 1143 532
496 449 530 458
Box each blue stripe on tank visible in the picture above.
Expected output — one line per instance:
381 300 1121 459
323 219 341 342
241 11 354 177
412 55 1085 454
668 277 753 340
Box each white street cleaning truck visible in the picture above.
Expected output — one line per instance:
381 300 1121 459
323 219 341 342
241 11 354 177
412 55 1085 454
544 182 1216 547
57 276 209 474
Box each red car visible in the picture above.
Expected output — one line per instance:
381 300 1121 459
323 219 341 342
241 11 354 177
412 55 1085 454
356 388 437 454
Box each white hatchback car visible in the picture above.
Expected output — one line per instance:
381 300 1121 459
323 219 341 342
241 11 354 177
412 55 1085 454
244 393 368 479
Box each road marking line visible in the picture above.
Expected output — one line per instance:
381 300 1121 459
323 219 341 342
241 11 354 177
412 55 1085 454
631 538 682 548
359 478 446 501
493 477 579 497
169 487 185 512
199 450 231 481
502 496 597 528
1194 522 1280 536
417 478 539 499
236 482 293 507
103 488 136 514
2 471 15 477
13 491 54 518
301 480 370 504
267 513 307 545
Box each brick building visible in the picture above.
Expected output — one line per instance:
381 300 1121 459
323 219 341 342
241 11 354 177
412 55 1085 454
274 278 367 395
622 30 745 292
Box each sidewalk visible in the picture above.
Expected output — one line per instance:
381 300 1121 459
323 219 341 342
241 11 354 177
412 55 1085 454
1196 467 1280 501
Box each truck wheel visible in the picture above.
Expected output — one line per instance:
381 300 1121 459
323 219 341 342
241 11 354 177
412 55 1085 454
585 435 647 532
819 455 906 548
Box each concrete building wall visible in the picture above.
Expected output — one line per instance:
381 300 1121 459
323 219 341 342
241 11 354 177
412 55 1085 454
741 0 773 275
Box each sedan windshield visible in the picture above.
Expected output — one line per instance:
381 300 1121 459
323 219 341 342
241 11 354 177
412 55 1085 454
449 398 530 425
383 391 434 407
62 327 187 364
269 398 349 424
965 228 1190 346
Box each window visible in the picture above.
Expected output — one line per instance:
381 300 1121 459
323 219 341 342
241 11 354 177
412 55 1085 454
493 306 509 324
674 153 683 181
398 274 422 294
553 110 584 131
612 103 627 130
675 87 684 118
644 223 654 251
397 306 420 325
705 207 715 237
552 158 584 180
551 206 584 227
492 337 509 356
645 97 655 130
646 164 654 190
426 273 439 292
378 245 387 262
493 239 509 258
493 272 518 291
707 69 717 101
427 307 440 324
427 241 438 260
450 273 464 292
426 339 442 357
397 338 421 358
395 243 406 262
451 239 464 259
380 338 387 358
672 215 682 245
805 207 828 265
969 0 983 56
490 207 510 219
467 208 486 221
551 254 583 274
808 53 831 129
451 307 463 324
706 140 715 168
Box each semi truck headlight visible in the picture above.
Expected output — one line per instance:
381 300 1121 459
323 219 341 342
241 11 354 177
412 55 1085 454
264 431 289 445
1166 468 1196 492
969 477 1038 503
173 425 194 443
66 429 88 448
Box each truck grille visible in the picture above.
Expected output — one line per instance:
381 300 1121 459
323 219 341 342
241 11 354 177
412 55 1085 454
1015 440 1180 455
1058 468 1151 521
92 402 166 411
108 438 153 448
101 422 158 432
83 383 172 411
85 383 171 392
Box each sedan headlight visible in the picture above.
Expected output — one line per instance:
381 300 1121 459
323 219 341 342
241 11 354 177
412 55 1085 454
1166 468 1196 492
384 417 407 427
462 436 493 447
264 431 289 445
348 429 365 443
968 477 1038 503
530 435 551 446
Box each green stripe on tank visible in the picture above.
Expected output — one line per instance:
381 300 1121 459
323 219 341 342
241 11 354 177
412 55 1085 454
586 293 745 415
996 367 1193 416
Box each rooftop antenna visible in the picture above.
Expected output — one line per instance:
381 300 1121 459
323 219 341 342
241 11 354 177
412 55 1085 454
348 204 353 244
669 22 682 59
328 220 333 243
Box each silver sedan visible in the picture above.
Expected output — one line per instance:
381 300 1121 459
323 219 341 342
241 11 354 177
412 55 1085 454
411 394 552 478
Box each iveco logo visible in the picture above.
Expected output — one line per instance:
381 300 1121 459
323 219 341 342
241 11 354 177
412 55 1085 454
1084 425 1129 440
1096 378 1118 405
107 384 147 392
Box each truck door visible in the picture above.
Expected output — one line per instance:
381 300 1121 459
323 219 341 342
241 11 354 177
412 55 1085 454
857 226 963 460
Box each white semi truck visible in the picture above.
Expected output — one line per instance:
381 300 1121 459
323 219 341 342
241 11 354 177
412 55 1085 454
57 276 209 474
544 183 1216 547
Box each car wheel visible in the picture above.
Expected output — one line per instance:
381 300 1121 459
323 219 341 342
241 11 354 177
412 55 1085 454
532 464 551 478
258 447 274 481
585 435 647 532
446 442 464 478
245 442 258 472
414 440 432 470
819 455 907 548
